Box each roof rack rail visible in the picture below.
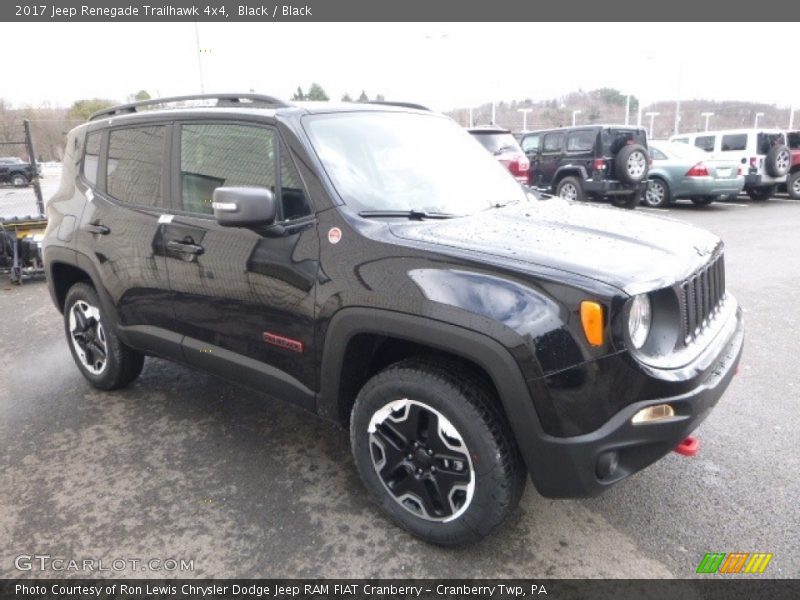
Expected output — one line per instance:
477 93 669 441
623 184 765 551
88 93 291 121
368 101 430 111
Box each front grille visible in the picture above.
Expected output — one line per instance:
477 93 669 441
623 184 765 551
680 254 726 342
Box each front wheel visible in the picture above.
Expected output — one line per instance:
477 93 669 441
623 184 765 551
64 283 145 390
350 359 525 545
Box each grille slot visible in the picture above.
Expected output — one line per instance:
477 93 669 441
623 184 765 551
681 254 725 342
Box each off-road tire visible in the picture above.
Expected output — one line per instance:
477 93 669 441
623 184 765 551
787 171 800 200
11 173 29 187
747 186 776 201
765 145 791 178
350 358 526 545
556 176 585 202
615 144 649 184
63 283 145 390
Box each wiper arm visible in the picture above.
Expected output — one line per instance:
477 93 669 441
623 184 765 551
358 209 458 220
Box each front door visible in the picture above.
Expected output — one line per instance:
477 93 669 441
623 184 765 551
538 131 565 188
162 121 319 408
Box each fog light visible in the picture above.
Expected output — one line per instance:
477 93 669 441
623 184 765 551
631 403 675 424
596 451 619 479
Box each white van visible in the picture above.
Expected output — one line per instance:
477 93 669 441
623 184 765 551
669 129 791 200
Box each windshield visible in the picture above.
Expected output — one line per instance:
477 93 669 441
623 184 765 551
304 112 527 215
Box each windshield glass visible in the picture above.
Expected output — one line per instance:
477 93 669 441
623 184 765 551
304 112 527 215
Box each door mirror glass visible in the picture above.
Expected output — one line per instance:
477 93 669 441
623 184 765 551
212 187 276 227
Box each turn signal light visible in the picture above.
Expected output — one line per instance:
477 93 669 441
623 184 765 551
580 301 604 347
631 403 676 424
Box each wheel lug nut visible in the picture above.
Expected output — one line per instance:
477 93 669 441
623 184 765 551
427 449 433 455
431 466 437 473
416 468 422 475
407 454 413 460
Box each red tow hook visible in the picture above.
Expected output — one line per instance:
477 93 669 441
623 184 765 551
674 436 700 457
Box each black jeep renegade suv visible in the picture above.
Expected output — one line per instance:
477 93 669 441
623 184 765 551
43 95 744 545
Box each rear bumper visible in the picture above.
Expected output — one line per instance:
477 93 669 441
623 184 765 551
526 305 744 498
583 179 647 196
745 173 786 188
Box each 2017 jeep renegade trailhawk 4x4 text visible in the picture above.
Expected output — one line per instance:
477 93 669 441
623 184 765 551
43 94 744 545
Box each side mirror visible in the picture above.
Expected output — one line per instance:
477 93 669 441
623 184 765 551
212 187 277 227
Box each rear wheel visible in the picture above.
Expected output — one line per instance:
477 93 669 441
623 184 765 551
555 176 585 202
11 173 28 187
350 359 525 545
787 171 800 200
643 178 671 207
747 185 776 201
64 283 144 390
690 196 716 206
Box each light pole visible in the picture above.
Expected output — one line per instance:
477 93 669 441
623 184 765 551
789 106 795 130
673 58 685 136
625 94 631 125
701 112 714 131
193 22 205 94
645 112 660 139
754 112 765 128
518 108 532 132
572 110 582 126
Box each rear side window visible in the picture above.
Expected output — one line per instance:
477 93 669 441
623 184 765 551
180 123 277 215
756 132 786 155
720 134 747 152
542 132 564 152
83 131 102 185
694 135 715 152
672 137 689 144
107 126 167 207
566 130 595 152
650 148 668 160
472 133 520 154
788 132 800 150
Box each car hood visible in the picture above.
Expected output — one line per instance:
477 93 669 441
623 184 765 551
388 199 721 294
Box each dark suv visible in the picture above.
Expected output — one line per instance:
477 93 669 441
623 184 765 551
0 156 38 186
521 125 650 208
43 95 743 545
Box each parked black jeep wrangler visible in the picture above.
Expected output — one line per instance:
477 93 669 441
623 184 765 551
520 125 650 208
44 95 743 545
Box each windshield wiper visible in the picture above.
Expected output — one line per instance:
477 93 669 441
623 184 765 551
358 209 458 220
485 198 523 210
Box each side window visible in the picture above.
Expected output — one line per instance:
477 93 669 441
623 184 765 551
694 135 715 152
279 146 311 220
720 134 747 152
107 126 167 207
650 148 668 160
543 132 564 152
83 131 102 185
521 135 540 153
179 123 276 215
672 137 689 144
566 130 595 152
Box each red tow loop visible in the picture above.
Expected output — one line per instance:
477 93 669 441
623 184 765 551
674 436 700 457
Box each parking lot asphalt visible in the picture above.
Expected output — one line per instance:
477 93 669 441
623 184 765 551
1 191 798 579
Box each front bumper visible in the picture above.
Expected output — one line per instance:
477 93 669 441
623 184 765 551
527 305 744 498
583 179 647 196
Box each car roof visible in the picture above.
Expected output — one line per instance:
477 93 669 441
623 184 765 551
467 125 511 134
671 128 785 137
522 124 645 134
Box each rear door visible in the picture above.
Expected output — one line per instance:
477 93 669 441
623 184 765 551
74 123 181 359
162 120 319 409
538 131 565 188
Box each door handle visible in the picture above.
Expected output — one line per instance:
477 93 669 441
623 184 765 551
85 223 110 235
167 239 205 256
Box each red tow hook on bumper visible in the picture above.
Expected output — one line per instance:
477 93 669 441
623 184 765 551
674 436 700 457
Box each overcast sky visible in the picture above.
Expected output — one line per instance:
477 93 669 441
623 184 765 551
4 22 799 110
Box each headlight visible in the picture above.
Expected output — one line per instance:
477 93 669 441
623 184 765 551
628 294 651 349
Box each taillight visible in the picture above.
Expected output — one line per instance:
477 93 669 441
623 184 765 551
509 157 529 177
593 158 606 171
749 157 758 168
686 162 710 177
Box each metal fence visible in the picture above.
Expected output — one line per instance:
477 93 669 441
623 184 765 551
0 119 45 222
